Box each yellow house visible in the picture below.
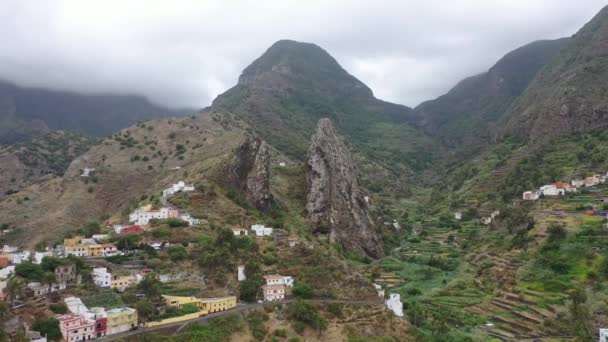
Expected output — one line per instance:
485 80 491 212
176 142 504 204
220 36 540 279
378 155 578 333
64 244 89 257
106 307 138 334
162 295 237 315
111 274 137 291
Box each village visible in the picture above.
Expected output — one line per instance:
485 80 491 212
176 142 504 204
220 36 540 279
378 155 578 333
0 181 404 341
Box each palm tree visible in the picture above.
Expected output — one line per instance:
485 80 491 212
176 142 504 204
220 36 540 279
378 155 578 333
43 272 56 295
6 277 24 307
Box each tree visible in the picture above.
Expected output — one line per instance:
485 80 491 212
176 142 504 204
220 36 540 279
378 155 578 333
135 299 156 321
293 282 314 299
32 318 61 340
166 245 188 261
137 273 161 299
43 272 56 294
6 278 24 307
40 256 66 273
15 262 44 281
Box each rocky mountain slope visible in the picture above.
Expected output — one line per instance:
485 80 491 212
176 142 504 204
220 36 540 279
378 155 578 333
306 118 383 258
0 131 96 199
225 135 274 213
0 79 185 144
210 40 442 176
501 5 608 144
414 38 569 155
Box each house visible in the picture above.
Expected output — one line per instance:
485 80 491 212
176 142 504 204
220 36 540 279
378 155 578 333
128 206 178 225
64 244 88 257
251 224 273 237
87 244 118 257
540 184 564 196
118 225 145 235
232 228 248 236
162 295 236 315
373 283 385 299
9 250 31 264
586 175 600 187
147 241 169 250
481 217 492 225
385 293 404 317
2 245 18 254
34 251 52 264
162 181 195 198
55 264 76 284
64 297 108 338
92 234 109 242
179 213 201 226
522 191 540 201
262 285 285 301
238 265 246 281
106 307 138 335
454 212 462 220
554 182 574 192
0 266 15 280
80 168 96 177
111 274 138 291
600 328 608 342
57 314 97 342
263 275 294 287
26 282 66 297
287 237 299 248
92 267 112 288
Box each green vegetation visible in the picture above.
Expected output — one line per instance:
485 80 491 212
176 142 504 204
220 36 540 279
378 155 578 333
287 299 326 334
32 318 61 341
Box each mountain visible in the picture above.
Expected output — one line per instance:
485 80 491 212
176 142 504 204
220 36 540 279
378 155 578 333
210 40 441 175
0 79 187 144
501 5 608 143
414 38 569 155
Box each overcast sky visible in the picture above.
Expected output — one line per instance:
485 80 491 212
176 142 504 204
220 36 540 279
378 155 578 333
0 1 605 109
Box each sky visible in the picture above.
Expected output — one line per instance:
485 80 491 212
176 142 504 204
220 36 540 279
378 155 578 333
0 1 605 109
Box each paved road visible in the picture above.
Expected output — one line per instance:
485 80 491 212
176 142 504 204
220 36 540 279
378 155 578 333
99 298 383 341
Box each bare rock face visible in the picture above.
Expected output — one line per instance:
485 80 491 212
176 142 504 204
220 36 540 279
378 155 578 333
306 118 383 258
226 135 274 213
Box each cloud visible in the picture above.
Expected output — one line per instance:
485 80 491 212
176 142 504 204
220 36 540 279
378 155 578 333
0 0 604 108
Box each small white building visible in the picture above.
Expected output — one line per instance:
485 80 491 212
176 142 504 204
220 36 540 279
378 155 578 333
540 184 564 196
2 245 18 254
572 179 585 187
262 285 285 302
600 328 608 342
385 293 404 317
522 191 540 201
454 212 462 220
237 265 246 282
373 283 385 299
92 267 112 288
80 167 95 177
251 224 273 237
34 251 52 264
287 237 299 248
129 207 178 225
92 234 109 242
162 181 195 198
263 275 294 287
27 282 66 297
179 214 200 226
9 251 31 264
232 228 248 236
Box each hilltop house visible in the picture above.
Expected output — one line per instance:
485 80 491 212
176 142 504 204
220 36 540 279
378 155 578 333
232 228 248 236
251 224 273 237
540 184 564 196
385 293 404 317
262 285 285 301
129 207 179 225
263 275 294 287
162 181 195 198
522 191 540 201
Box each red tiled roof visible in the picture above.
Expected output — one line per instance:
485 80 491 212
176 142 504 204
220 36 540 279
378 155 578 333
263 275 284 280
120 225 144 234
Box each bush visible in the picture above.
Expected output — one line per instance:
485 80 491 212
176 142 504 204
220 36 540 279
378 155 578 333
288 299 326 333
293 282 314 299
247 311 268 341
32 318 61 340
326 302 343 318
164 218 189 228
15 262 45 281
50 303 68 314
167 245 188 261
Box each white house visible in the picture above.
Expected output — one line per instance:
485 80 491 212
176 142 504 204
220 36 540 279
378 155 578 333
92 267 112 288
232 228 248 236
572 179 585 187
600 328 608 342
34 251 52 264
162 181 195 198
80 167 95 177
262 285 285 302
27 282 66 297
2 245 18 254
522 191 540 201
373 283 385 299
9 251 31 264
179 213 200 226
540 184 564 196
385 293 404 317
263 275 294 287
251 224 273 237
454 212 462 220
92 234 109 242
129 207 178 225
238 265 246 282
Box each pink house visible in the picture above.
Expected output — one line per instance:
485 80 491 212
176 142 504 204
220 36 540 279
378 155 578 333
57 314 96 342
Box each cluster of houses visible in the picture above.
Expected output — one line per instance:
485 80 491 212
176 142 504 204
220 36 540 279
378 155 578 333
128 205 200 226
523 173 608 201
59 296 138 340
91 267 152 292
64 236 119 258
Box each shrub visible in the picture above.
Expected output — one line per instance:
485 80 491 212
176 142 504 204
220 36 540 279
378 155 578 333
32 318 61 340
167 245 188 261
293 282 314 299
50 303 68 314
288 299 326 333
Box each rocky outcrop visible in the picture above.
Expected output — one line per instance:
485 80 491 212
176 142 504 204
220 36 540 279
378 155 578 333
305 118 383 258
225 135 274 213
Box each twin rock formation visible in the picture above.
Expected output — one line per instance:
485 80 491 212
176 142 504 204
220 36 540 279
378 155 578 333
226 119 383 258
